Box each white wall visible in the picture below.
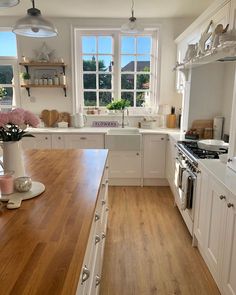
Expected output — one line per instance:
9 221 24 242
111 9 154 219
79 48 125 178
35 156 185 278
0 16 193 115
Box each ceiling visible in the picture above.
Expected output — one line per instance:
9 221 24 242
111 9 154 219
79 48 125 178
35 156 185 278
0 0 214 18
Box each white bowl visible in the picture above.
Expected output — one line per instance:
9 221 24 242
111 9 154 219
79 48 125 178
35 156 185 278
197 139 229 151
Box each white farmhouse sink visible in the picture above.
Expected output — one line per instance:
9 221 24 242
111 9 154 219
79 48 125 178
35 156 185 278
105 128 141 150
106 127 140 135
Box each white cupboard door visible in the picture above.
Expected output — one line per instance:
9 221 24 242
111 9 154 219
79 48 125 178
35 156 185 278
222 194 236 295
143 135 166 178
65 134 104 149
204 178 227 284
22 134 51 150
51 134 65 149
194 168 209 250
108 151 141 178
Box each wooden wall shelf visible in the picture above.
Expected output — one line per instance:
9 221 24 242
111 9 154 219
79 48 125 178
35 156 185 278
21 84 67 97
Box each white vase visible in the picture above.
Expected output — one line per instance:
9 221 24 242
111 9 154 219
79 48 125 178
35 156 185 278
2 141 26 178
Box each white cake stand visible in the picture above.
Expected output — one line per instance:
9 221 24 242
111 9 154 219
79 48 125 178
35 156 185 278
0 181 45 209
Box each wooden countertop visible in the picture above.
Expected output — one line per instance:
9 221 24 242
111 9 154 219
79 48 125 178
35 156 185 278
0 149 108 295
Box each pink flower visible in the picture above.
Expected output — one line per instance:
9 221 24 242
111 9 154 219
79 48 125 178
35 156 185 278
24 110 40 127
8 108 25 125
0 113 9 127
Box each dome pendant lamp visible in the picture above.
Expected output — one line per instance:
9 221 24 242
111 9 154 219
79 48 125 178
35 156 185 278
121 0 143 34
13 0 58 38
0 0 19 8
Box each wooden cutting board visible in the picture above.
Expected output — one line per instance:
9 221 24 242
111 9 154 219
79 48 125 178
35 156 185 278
58 112 71 127
41 109 59 127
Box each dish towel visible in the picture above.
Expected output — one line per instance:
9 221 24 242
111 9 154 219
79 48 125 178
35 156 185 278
180 170 189 210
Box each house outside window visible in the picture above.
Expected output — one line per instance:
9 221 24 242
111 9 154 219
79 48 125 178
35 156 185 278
73 29 159 113
0 29 19 110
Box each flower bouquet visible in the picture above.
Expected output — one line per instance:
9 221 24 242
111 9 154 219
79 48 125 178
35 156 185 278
0 109 40 178
0 108 39 142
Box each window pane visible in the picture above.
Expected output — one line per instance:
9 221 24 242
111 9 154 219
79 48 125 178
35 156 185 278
99 92 112 106
121 74 134 89
84 92 96 106
121 92 134 106
137 55 150 72
136 92 148 107
83 74 96 89
98 55 113 72
83 55 96 71
121 56 134 72
121 36 135 54
0 32 17 57
99 74 112 89
0 66 13 84
98 36 112 54
82 36 96 54
137 37 151 54
137 74 150 89
0 87 13 106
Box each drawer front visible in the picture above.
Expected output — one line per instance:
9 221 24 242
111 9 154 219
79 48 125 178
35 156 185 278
65 134 104 149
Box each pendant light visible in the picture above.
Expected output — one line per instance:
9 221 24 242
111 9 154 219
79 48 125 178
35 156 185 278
0 0 19 8
12 0 58 38
121 0 143 34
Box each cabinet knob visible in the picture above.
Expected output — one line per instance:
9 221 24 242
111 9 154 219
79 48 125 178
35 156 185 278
95 275 101 287
102 200 106 206
219 195 226 200
45 137 48 140
227 203 234 208
58 136 61 140
106 207 109 212
136 153 139 156
95 213 100 222
102 232 106 239
106 166 109 169
95 235 101 244
228 158 233 163
81 265 90 284
161 138 164 140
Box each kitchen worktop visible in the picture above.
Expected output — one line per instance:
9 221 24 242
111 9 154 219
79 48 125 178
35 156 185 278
198 159 236 196
0 149 108 295
27 126 181 136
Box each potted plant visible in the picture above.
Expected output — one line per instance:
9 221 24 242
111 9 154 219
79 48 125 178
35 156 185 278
0 87 7 99
106 99 130 113
21 72 31 85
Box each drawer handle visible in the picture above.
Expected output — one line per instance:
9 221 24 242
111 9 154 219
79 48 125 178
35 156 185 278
161 138 164 140
80 137 87 140
102 200 106 206
95 235 101 244
95 213 100 222
227 203 234 208
102 233 106 239
95 275 101 287
81 265 90 284
219 195 226 200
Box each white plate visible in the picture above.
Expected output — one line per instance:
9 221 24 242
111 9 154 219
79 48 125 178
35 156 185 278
0 181 45 209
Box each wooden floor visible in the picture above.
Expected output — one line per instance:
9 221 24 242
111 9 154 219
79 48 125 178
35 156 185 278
100 186 221 295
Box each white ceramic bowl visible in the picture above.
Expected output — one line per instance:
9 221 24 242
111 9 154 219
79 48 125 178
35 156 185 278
197 139 229 151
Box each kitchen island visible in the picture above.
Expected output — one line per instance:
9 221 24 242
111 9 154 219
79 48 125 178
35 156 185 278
0 149 108 295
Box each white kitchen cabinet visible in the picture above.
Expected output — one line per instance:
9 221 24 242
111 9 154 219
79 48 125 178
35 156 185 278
204 177 228 285
22 133 52 150
51 134 65 149
108 151 141 180
165 135 178 190
65 134 104 149
222 192 236 295
194 167 209 251
194 163 236 295
76 162 108 295
143 134 166 179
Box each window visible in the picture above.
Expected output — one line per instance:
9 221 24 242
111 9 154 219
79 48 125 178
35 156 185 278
74 29 159 112
0 29 19 110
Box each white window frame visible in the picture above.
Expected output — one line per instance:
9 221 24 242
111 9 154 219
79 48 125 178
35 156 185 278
0 28 20 109
72 28 160 114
